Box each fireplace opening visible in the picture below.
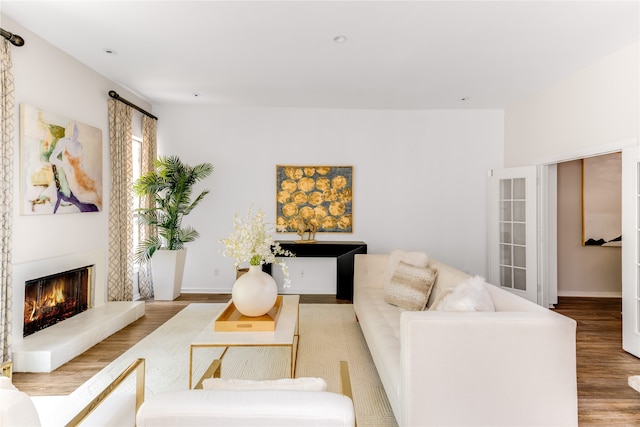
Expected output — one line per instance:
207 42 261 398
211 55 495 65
23 265 93 337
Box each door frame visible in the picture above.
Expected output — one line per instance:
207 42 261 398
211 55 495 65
538 164 558 308
534 138 639 357
534 138 636 305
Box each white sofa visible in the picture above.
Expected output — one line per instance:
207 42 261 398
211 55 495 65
0 377 136 427
136 360 355 427
0 359 143 427
353 253 578 427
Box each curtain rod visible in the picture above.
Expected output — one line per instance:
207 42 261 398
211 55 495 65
108 90 158 120
0 27 25 47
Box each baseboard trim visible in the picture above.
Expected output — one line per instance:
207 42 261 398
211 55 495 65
558 291 622 298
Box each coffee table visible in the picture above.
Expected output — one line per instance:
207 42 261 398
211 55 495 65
189 294 300 389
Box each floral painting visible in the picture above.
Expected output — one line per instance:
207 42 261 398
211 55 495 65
276 165 353 233
20 104 102 215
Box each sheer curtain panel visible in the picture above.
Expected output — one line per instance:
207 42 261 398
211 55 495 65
137 115 157 299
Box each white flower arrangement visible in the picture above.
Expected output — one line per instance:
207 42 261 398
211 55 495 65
220 206 295 287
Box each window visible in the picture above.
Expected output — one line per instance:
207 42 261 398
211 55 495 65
132 135 143 261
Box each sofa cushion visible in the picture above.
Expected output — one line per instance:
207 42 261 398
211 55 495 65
0 377 41 427
430 275 495 312
136 389 355 427
202 377 327 391
384 262 438 311
353 286 403 416
383 249 430 289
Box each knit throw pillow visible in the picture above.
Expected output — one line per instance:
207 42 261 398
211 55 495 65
384 261 438 311
383 249 430 290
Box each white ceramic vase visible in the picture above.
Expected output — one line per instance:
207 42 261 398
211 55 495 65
232 265 278 317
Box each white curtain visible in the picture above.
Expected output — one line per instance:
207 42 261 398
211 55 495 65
107 99 134 301
0 39 15 363
137 115 157 299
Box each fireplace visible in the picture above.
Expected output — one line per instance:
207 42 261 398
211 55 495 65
23 265 93 337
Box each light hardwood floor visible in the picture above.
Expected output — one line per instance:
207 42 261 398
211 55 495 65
11 296 640 425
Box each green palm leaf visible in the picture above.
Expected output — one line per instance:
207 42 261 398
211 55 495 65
133 156 213 259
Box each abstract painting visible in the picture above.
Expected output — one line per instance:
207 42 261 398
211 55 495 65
20 104 103 215
276 165 353 233
582 152 621 246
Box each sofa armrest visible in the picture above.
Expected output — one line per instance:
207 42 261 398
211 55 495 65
400 311 577 427
354 254 387 291
32 393 136 427
65 358 145 426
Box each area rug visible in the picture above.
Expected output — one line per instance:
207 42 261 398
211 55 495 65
71 303 397 427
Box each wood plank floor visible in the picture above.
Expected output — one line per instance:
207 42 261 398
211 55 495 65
552 297 640 426
11 295 640 425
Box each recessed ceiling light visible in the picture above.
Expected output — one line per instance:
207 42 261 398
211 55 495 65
460 97 470 101
333 35 347 43
103 48 117 55
193 92 201 98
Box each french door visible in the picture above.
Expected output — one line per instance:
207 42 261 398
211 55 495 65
490 145 640 358
488 166 538 304
622 146 640 358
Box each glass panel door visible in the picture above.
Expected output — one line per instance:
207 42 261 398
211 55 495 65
489 166 538 303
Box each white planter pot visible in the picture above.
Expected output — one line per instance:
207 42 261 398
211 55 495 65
232 265 278 317
151 248 187 301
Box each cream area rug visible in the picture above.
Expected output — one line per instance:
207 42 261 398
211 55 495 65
72 303 397 427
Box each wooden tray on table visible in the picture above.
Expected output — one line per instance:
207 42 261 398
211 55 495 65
214 296 283 332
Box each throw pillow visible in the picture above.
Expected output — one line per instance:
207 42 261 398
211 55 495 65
201 377 327 391
430 275 496 312
383 249 430 289
384 261 438 311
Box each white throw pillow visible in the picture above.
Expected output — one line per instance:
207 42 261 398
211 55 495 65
202 377 327 391
384 261 438 311
383 249 430 289
430 276 496 312
0 378 41 427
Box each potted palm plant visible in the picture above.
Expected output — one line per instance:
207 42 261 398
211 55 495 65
134 155 213 300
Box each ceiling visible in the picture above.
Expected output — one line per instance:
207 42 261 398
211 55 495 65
1 1 639 110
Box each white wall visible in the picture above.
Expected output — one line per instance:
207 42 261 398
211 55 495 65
504 41 639 167
504 40 638 297
5 15 152 303
153 105 504 293
557 160 621 297
5 13 504 298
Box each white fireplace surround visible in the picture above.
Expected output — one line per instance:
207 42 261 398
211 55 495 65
11 248 144 372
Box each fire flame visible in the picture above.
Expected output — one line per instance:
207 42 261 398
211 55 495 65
24 279 67 322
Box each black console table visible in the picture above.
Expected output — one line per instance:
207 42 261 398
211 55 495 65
264 241 367 301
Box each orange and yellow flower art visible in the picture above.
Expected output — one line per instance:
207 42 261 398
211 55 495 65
276 165 353 233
